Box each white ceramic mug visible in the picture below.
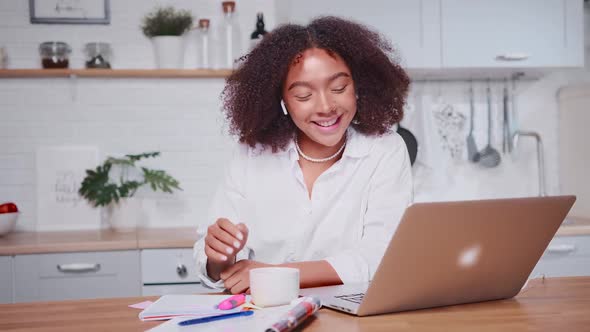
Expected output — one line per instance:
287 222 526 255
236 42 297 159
249 267 299 307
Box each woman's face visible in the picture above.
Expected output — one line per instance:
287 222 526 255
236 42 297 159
282 48 356 148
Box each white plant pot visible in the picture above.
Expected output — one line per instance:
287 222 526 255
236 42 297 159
151 36 185 69
108 198 142 232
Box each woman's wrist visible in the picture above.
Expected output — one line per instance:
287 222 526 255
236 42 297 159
207 256 236 281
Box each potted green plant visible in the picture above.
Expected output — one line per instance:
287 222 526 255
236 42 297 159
79 152 181 231
141 6 194 69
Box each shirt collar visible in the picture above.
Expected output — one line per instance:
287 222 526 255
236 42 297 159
341 127 371 159
284 139 299 162
277 127 372 160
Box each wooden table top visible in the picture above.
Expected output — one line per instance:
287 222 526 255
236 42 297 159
0 277 588 331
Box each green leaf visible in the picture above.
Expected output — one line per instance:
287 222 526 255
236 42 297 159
105 157 135 167
126 151 160 162
118 180 142 198
79 163 118 207
78 151 180 207
142 167 182 194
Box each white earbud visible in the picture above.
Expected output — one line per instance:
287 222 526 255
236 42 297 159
280 99 288 115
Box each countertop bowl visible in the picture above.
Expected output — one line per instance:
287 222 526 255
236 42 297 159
0 212 18 236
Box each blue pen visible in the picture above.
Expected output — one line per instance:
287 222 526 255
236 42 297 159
177 310 254 326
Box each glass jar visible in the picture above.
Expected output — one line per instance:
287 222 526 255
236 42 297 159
196 19 212 69
219 1 241 69
39 42 71 69
84 42 112 69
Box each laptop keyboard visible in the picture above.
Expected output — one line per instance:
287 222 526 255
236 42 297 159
335 293 365 304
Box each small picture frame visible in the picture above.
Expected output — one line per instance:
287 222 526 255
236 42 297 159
29 0 110 25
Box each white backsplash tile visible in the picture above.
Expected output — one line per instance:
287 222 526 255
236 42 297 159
0 0 587 230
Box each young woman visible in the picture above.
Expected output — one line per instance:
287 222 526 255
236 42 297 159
193 16 413 294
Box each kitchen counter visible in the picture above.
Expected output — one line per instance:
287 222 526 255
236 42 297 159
136 227 200 249
556 216 590 236
0 277 588 331
0 217 588 256
0 227 199 255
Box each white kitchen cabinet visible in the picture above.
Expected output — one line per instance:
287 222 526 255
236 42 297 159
141 249 216 295
530 235 590 278
0 256 13 304
441 0 584 68
13 250 141 303
279 0 584 71
277 0 441 69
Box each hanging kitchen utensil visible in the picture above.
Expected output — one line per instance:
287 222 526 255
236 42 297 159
502 81 510 154
509 74 521 153
475 83 501 168
466 81 478 162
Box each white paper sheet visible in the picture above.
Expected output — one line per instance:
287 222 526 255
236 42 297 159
147 305 292 332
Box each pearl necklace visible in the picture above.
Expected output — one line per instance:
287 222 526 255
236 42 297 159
295 137 346 163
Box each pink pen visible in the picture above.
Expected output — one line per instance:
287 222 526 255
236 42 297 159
217 294 246 310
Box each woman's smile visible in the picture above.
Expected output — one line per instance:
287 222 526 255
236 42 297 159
312 115 342 132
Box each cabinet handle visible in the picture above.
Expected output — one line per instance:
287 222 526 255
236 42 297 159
177 264 188 277
546 244 576 254
495 53 530 61
57 263 101 273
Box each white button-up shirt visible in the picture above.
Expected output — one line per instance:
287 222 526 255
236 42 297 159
194 128 413 289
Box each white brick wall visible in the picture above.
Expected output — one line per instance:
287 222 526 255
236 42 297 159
0 77 234 231
0 0 587 231
2 74 573 232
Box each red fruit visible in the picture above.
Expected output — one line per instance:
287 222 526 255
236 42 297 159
7 203 17 213
0 203 18 214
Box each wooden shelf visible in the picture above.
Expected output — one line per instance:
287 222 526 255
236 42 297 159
0 69 233 78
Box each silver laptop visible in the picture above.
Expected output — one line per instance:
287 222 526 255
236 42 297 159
300 195 576 316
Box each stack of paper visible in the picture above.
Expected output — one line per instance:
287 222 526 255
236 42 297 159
147 305 294 332
139 295 241 321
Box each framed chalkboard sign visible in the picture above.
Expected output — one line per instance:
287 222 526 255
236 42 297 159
29 0 110 25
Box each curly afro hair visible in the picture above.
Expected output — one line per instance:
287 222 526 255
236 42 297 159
222 16 410 152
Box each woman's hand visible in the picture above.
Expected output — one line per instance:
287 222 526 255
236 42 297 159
205 218 249 281
220 260 273 294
